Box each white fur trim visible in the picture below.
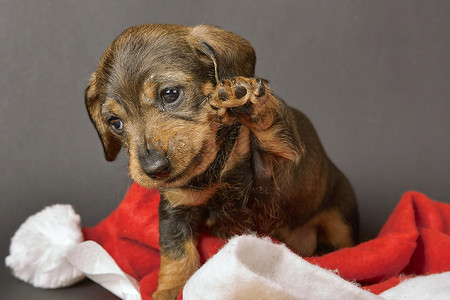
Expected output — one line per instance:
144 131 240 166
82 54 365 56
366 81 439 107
380 272 450 300
67 240 141 300
183 235 381 300
5 204 85 288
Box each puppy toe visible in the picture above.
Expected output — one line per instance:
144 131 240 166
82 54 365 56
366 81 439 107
218 87 229 101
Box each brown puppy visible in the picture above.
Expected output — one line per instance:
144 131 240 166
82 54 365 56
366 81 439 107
85 24 359 300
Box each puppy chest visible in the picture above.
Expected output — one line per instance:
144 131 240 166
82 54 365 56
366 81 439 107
203 193 281 238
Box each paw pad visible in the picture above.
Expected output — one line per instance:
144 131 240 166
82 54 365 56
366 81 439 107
234 85 247 99
208 77 270 124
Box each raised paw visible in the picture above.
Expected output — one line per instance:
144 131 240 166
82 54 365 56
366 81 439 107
208 76 271 125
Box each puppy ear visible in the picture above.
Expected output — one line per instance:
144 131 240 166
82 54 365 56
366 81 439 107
190 25 256 81
85 77 121 161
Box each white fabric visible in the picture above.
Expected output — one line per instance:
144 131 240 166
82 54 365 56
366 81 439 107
5 204 85 288
65 235 450 300
379 272 450 300
67 240 142 300
183 235 380 300
7 206 450 299
184 235 450 300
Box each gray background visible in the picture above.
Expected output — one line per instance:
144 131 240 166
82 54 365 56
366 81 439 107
1 0 449 298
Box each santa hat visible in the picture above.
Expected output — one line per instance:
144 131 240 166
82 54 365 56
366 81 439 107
5 183 450 299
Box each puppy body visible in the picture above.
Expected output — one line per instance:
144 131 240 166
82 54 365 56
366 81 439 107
86 24 359 299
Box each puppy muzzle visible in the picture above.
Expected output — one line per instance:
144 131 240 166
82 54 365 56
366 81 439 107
138 148 171 179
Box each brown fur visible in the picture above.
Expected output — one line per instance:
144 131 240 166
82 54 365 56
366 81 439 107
85 24 359 299
154 240 200 300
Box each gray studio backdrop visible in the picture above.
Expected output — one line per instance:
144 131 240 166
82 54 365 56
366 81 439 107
1 0 449 299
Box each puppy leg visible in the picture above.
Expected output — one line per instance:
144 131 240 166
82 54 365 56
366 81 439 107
277 208 355 256
320 170 360 248
153 197 203 300
316 208 355 253
153 240 200 300
280 172 358 256
209 77 302 163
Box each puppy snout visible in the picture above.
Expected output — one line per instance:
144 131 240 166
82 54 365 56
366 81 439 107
139 149 171 179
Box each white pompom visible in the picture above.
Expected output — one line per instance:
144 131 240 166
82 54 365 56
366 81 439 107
5 204 86 288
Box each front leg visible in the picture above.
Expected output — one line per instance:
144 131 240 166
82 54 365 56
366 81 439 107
209 76 302 163
153 196 203 300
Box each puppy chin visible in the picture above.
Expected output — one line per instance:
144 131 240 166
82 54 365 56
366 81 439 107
129 165 193 190
130 170 175 189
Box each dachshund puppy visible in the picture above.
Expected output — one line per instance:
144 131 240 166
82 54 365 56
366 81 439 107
85 24 359 300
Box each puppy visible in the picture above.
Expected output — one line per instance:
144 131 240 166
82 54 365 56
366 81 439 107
85 24 359 300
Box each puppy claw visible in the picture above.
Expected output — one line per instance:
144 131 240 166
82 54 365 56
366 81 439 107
218 88 229 101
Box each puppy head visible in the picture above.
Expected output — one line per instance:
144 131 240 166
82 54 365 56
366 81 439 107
85 24 255 188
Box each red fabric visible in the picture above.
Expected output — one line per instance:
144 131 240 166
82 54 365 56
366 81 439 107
306 191 450 293
82 183 226 299
83 183 450 299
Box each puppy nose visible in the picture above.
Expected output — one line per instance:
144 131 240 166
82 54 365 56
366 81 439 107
139 149 171 179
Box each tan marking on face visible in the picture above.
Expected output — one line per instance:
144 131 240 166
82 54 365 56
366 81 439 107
127 107 221 189
142 81 157 102
159 71 194 81
101 97 128 117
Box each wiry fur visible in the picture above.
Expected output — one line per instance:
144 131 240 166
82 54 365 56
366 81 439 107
85 24 359 299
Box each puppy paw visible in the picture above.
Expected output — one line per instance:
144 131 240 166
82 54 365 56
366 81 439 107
209 76 272 125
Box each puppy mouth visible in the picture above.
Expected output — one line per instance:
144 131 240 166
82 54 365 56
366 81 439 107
148 166 171 179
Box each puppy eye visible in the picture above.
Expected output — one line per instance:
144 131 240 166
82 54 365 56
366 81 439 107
108 117 124 132
161 88 181 103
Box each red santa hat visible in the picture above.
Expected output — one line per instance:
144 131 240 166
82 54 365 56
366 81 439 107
6 183 450 299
